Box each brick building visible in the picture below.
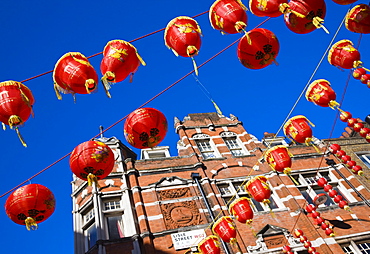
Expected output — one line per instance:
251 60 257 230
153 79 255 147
71 112 370 254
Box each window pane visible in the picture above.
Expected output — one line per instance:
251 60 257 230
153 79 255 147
250 198 264 212
86 224 97 249
219 184 232 195
104 201 121 211
299 187 314 204
358 242 370 253
231 149 244 157
225 138 239 149
85 210 95 223
360 154 370 169
196 140 212 152
107 216 124 239
202 151 216 159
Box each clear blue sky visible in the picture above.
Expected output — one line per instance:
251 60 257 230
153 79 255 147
0 0 368 253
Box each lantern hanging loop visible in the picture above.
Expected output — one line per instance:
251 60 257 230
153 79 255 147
279 3 305 18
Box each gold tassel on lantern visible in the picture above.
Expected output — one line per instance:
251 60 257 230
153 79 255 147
84 79 96 94
53 82 63 100
312 17 329 34
87 173 100 188
101 72 113 98
25 217 38 231
187 46 199 76
8 115 22 128
15 128 27 147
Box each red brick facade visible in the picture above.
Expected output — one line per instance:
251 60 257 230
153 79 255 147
72 113 370 254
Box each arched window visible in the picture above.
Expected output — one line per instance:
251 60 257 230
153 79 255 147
221 132 247 157
193 134 218 159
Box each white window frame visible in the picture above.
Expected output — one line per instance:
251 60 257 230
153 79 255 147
217 179 284 213
291 169 356 207
262 136 288 148
82 207 97 252
341 240 370 254
221 132 249 157
103 199 124 240
193 134 220 159
355 152 370 169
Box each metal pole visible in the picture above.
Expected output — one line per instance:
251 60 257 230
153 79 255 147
191 173 233 254
325 158 370 207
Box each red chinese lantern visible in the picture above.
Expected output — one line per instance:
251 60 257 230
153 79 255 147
283 115 315 145
245 176 271 204
336 150 347 160
283 245 294 254
164 16 202 75
53 52 98 100
317 177 328 187
124 108 168 149
100 40 146 97
198 235 221 254
229 197 254 224
305 204 316 213
212 216 237 243
360 127 370 138
70 140 115 186
352 165 364 175
353 67 366 79
209 0 248 34
332 0 358 5
264 145 293 174
284 0 328 34
293 229 304 238
0 81 35 147
328 40 362 69
237 28 279 69
340 111 352 122
306 79 340 109
329 143 341 154
249 0 286 17
346 4 370 34
5 184 56 230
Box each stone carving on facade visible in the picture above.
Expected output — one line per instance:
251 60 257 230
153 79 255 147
220 131 237 137
192 133 210 139
161 201 201 230
247 235 268 252
157 187 191 200
247 224 299 252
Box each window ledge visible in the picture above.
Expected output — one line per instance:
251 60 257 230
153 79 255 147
202 157 227 161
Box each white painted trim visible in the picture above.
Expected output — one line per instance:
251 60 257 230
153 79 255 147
280 195 305 202
351 214 359 220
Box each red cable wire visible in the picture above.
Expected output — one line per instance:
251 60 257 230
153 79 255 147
1 15 271 198
0 30 239 199
20 11 209 83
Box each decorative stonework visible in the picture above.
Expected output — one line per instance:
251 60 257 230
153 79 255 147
192 133 210 139
161 201 201 230
220 131 237 137
158 188 191 200
264 235 285 249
